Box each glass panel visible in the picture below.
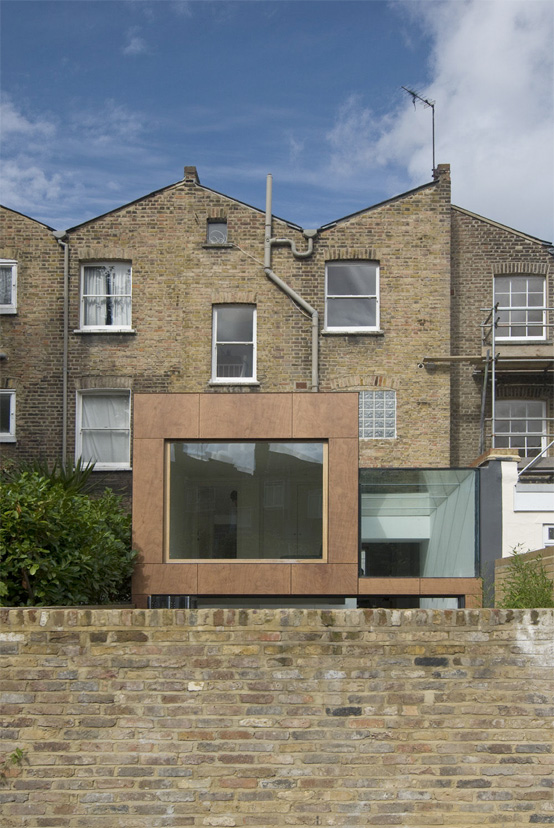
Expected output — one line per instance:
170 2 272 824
527 276 545 292
83 297 107 326
0 267 12 305
526 402 544 416
83 264 131 326
510 277 527 292
207 222 228 244
360 469 477 577
80 394 129 465
217 306 253 341
111 265 132 295
327 297 376 328
82 395 129 429
168 441 324 560
0 394 11 432
216 344 253 378
327 262 377 296
494 276 510 294
82 431 129 464
510 310 526 324
112 297 132 326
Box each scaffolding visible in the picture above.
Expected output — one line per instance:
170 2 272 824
480 302 554 477
420 302 553 474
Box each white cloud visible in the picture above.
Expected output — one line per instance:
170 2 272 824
170 1 192 18
325 0 554 240
73 100 146 146
0 160 65 214
122 26 148 55
0 96 56 140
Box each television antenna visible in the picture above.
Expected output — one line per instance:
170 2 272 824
402 86 436 176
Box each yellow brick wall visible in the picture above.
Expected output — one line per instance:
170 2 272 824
1 607 552 826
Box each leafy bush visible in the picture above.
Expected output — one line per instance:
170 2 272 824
496 545 554 609
0 468 137 606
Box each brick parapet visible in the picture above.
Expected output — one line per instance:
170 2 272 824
0 608 552 827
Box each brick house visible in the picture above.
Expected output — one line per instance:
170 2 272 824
1 164 552 608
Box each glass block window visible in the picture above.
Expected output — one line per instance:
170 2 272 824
359 390 396 439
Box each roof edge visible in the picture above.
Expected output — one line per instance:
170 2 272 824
66 178 302 233
318 179 438 231
0 203 56 231
452 205 552 246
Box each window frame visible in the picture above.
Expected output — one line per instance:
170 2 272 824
494 399 547 456
79 261 133 332
75 390 131 470
325 260 380 333
0 390 16 442
359 390 397 439
0 259 17 314
494 274 547 341
165 440 328 563
211 304 257 384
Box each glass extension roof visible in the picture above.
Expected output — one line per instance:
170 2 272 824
360 469 475 517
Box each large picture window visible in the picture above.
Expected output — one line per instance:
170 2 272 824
76 391 131 469
167 441 325 560
325 261 379 332
212 304 256 382
80 262 132 330
494 275 546 340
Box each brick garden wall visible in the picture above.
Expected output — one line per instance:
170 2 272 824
1 608 553 827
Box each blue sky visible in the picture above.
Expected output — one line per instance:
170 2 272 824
1 0 553 240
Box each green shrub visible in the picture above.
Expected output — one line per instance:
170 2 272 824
496 545 554 609
0 469 137 606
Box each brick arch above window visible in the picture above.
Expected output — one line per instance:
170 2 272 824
75 376 133 390
78 248 133 262
492 261 549 276
211 291 257 305
497 384 549 400
329 374 398 392
325 247 379 262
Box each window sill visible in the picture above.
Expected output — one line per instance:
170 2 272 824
91 465 132 472
209 380 260 387
323 329 384 336
0 308 17 315
74 328 136 334
202 243 234 250
0 436 16 443
495 337 549 343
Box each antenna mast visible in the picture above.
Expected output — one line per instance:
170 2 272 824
402 86 436 176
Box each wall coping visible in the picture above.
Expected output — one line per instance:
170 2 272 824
1 606 552 630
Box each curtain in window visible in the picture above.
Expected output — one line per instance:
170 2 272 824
81 394 129 464
0 266 12 305
83 265 131 327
